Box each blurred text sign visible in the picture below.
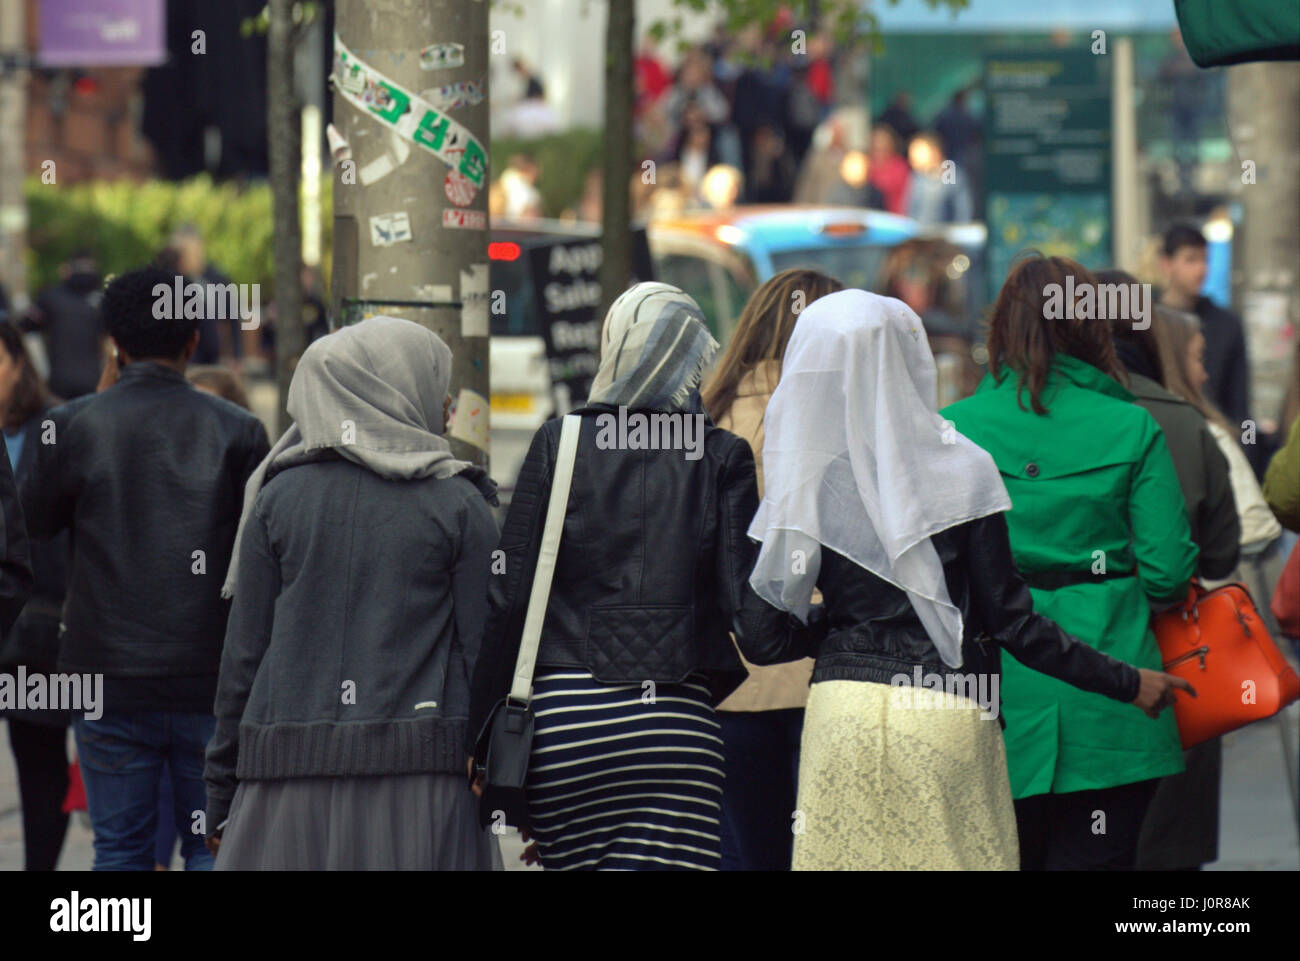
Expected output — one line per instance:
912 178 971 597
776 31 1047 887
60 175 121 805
38 0 166 68
526 232 653 412
983 50 1112 298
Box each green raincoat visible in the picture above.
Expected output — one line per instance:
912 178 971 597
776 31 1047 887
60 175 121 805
943 354 1198 799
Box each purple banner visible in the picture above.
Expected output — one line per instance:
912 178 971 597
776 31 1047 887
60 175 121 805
38 0 166 68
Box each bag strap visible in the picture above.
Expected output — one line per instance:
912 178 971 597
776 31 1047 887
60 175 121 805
509 415 581 705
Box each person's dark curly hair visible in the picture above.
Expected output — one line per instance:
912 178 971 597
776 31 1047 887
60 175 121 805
102 266 198 360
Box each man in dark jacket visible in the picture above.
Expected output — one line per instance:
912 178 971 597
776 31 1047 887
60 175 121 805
19 266 270 871
1159 223 1251 428
27 251 106 399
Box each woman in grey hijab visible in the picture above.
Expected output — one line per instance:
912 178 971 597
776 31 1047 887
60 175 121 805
205 316 502 870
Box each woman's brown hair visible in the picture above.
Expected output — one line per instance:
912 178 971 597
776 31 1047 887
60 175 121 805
0 322 58 430
986 254 1123 415
701 268 843 421
1158 306 1233 433
187 365 251 410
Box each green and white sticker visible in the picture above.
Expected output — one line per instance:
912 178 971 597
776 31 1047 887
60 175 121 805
332 33 487 189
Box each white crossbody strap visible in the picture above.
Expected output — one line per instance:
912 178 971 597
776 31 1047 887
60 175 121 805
509 415 581 704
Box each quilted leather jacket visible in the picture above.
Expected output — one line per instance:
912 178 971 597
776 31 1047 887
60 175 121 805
19 362 269 677
797 511 1142 719
466 405 824 756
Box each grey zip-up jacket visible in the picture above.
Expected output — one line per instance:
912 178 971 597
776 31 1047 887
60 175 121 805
204 454 498 830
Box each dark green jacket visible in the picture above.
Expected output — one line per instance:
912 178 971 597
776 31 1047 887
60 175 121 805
944 355 1197 798
1125 373 1239 579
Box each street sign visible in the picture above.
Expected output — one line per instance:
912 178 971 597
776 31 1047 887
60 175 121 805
983 50 1112 297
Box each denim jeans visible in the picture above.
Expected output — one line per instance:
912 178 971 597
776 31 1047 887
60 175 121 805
718 708 805 871
72 711 217 871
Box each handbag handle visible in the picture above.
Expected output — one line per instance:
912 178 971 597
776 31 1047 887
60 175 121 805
509 414 582 705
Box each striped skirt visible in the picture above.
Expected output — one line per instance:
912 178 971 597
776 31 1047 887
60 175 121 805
525 670 725 870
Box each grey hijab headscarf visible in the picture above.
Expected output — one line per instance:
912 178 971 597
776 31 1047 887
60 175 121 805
588 282 719 412
221 315 474 598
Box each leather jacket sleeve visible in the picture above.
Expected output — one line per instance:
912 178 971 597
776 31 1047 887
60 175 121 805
715 435 827 666
466 422 553 759
0 451 33 636
963 512 1141 703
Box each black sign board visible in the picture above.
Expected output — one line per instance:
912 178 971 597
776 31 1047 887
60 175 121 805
526 230 654 411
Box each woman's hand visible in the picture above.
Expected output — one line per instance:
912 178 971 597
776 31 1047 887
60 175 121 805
1132 668 1196 719
467 757 483 797
519 828 540 867
205 835 221 858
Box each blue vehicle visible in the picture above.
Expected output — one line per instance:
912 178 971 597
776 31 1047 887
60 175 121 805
647 205 921 342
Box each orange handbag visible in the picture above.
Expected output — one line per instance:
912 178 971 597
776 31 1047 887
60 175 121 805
1153 581 1300 749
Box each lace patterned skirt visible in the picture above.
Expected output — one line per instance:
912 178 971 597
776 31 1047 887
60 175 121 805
792 679 1019 870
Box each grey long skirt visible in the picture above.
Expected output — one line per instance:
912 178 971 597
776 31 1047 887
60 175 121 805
215 773 502 871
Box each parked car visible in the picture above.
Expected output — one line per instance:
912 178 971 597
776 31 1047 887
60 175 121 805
647 205 920 340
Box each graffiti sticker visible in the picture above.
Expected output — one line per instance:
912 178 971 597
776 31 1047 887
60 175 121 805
333 33 487 188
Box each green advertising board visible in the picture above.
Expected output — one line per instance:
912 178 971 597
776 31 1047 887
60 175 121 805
983 50 1112 297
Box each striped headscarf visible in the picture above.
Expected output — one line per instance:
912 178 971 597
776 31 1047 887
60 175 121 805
588 282 719 412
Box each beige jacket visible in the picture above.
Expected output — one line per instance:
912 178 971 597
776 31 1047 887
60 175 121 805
715 360 816 712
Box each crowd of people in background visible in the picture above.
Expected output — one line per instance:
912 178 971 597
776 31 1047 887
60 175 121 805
489 22 983 227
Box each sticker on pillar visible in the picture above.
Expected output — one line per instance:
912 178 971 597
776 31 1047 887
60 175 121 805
420 42 464 71
334 33 488 189
326 123 351 162
359 130 412 186
444 168 478 207
369 211 412 247
449 388 489 450
423 79 484 112
442 209 486 230
460 263 489 337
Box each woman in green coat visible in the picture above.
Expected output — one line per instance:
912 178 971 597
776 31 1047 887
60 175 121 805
943 256 1198 870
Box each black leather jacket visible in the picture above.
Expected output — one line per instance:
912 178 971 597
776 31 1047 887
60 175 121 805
794 511 1141 718
19 362 269 677
467 405 822 756
0 410 66 677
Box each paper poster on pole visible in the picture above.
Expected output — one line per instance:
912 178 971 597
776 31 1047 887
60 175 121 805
460 263 489 337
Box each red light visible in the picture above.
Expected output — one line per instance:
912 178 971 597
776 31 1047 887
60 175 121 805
489 242 521 261
72 75 100 96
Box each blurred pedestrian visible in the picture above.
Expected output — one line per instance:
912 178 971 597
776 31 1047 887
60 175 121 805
933 87 978 171
0 323 62 870
1101 276 1240 581
943 256 1198 870
906 132 972 225
747 288 1191 870
867 124 911 215
206 317 501 870
701 268 843 871
467 283 821 871
171 224 242 368
1161 308 1281 559
27 251 105 400
19 266 270 871
878 91 920 146
1159 223 1251 430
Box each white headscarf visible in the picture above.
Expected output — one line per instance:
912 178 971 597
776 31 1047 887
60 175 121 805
588 282 718 412
747 289 1010 668
221 315 475 598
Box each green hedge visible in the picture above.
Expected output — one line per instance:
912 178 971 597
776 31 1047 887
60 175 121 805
24 131 600 294
24 175 333 296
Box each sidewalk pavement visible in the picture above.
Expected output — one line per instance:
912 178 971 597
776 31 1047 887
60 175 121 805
3 704 1295 871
